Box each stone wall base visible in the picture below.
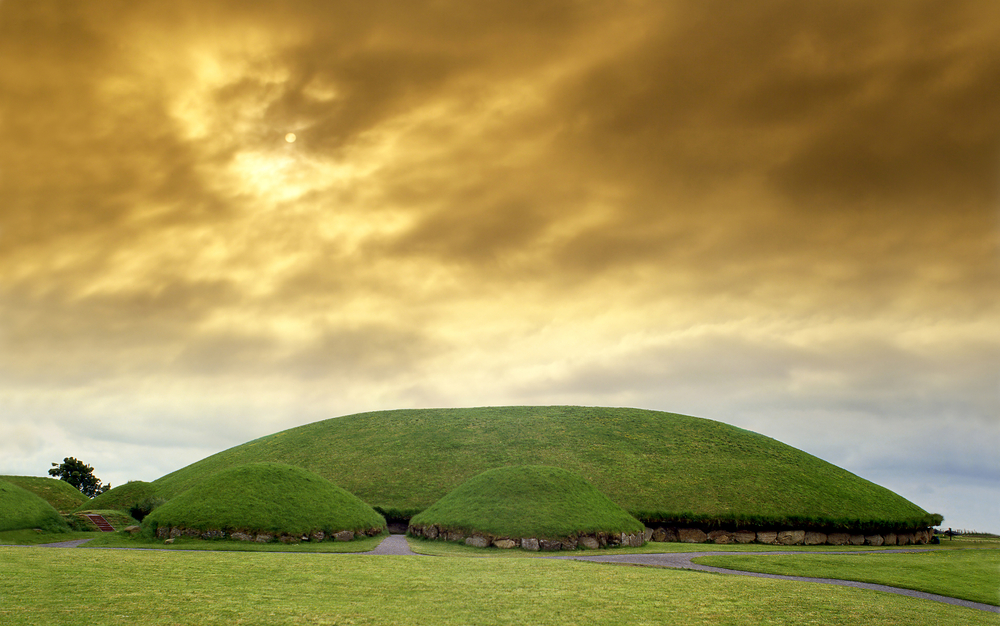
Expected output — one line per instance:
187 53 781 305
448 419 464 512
406 522 933 550
646 526 934 546
407 523 645 551
152 525 383 543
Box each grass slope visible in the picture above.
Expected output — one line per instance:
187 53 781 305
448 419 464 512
411 465 643 539
151 406 933 529
0 479 69 532
0 475 89 513
144 463 385 537
84 481 159 513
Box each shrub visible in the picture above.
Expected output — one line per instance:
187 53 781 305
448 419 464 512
127 497 167 522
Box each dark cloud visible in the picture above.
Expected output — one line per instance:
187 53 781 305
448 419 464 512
1 0 997 530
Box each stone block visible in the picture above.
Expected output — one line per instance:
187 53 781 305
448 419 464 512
493 539 517 549
578 536 600 550
334 530 354 542
826 533 849 546
521 538 540 551
864 535 884 546
755 531 777 544
803 532 827 545
678 528 708 543
777 530 805 545
734 530 756 544
848 534 865 545
465 535 489 548
707 530 731 544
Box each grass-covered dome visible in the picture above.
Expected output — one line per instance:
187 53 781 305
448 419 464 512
85 480 159 513
1 475 89 514
0 479 69 532
151 406 936 531
410 465 644 540
143 463 385 539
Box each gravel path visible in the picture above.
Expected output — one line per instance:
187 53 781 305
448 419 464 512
552 551 999 614
361 534 418 555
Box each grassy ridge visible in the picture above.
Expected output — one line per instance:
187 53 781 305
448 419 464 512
84 481 159 513
410 465 644 539
151 406 931 528
0 475 89 513
1 547 993 625
144 463 385 536
0 480 69 532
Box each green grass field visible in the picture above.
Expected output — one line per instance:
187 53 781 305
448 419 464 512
0 476 89 513
695 549 1000 606
150 406 933 529
1 546 994 626
410 465 643 540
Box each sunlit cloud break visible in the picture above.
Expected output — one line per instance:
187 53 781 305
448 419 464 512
0 0 998 532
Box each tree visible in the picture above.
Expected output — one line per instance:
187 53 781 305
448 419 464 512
49 457 110 498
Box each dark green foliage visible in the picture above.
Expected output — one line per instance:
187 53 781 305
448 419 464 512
127 497 166 522
0 475 89 513
0 479 69 532
143 463 385 537
48 457 109 498
411 465 643 539
150 406 934 530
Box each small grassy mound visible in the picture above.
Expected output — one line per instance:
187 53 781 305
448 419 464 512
84 481 162 519
0 475 89 513
410 465 644 540
0 479 69 532
143 463 385 539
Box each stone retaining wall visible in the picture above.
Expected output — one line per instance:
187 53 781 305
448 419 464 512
408 523 648 551
152 525 383 543
650 526 934 546
409 522 933 550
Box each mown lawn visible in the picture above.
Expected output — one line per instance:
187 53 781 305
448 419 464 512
1 547 995 626
695 549 1000 607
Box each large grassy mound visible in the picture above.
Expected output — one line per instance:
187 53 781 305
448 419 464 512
144 463 385 538
0 479 70 532
151 406 935 530
0 475 89 513
410 465 644 540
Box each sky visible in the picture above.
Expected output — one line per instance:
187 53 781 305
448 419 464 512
1 0 997 532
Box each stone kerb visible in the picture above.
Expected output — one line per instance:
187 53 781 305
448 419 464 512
153 525 382 544
643 525 934 546
407 523 646 551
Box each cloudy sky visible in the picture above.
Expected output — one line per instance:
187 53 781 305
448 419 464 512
1 0 997 531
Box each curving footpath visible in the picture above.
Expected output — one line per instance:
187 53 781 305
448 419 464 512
551 550 999 614
22 536 997 613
